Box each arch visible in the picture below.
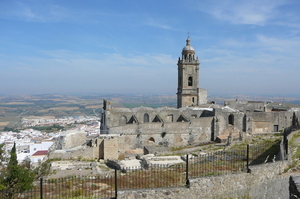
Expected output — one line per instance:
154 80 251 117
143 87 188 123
119 115 127 126
144 113 149 123
152 115 162 123
177 114 189 122
228 114 234 125
128 115 138 124
188 76 193 86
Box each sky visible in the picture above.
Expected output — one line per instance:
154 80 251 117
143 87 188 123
1 0 300 97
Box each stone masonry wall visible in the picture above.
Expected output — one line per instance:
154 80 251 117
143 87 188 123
49 146 95 160
118 161 289 199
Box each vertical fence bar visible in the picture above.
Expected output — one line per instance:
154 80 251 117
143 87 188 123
185 154 190 188
115 167 118 199
40 177 43 199
246 144 251 173
284 132 288 159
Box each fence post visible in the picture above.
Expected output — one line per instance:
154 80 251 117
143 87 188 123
284 132 288 159
40 178 43 199
185 154 190 188
115 167 118 199
246 144 251 173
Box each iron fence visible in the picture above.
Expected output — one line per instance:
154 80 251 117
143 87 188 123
0 175 116 199
0 140 287 199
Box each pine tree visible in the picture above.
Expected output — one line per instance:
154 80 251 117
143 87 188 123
1 142 35 198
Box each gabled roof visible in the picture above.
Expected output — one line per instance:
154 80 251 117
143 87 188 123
152 115 164 123
31 150 48 156
177 114 189 122
127 115 139 124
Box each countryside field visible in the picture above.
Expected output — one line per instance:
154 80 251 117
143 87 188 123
0 94 177 130
0 93 299 131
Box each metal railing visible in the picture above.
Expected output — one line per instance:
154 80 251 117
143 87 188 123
0 140 287 199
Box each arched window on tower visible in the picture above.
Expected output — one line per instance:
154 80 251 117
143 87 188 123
188 76 193 86
144 113 149 123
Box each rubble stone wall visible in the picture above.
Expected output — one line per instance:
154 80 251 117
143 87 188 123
118 161 289 199
49 146 95 160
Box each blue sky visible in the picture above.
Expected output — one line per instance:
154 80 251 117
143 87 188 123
1 0 300 97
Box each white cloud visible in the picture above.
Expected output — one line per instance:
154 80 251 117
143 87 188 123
0 1 70 22
197 0 288 25
144 18 173 30
199 34 300 95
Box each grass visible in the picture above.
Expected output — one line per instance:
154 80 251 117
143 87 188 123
289 131 300 165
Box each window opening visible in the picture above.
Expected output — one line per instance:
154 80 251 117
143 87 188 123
188 76 193 86
228 114 234 125
144 113 149 123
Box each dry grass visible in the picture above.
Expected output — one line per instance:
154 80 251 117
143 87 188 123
85 105 102 109
0 122 9 126
49 107 79 111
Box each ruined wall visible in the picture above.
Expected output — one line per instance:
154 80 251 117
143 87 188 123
215 110 245 137
250 111 292 133
64 130 86 148
52 130 86 150
100 138 119 160
118 161 289 199
198 88 207 105
48 146 95 160
107 116 213 153
225 101 266 112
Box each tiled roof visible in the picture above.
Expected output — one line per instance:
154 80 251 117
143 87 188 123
31 150 48 156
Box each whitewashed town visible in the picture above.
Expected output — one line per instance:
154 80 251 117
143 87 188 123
0 116 99 165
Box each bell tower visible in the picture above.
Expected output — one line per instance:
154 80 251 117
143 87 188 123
177 37 202 108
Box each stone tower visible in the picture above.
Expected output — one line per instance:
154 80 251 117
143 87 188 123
177 37 207 108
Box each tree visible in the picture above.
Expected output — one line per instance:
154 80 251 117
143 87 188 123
34 160 51 179
1 142 35 198
0 143 5 166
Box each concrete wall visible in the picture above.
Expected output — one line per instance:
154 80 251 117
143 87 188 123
118 161 289 199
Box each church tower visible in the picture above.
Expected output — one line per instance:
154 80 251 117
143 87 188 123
177 37 206 108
